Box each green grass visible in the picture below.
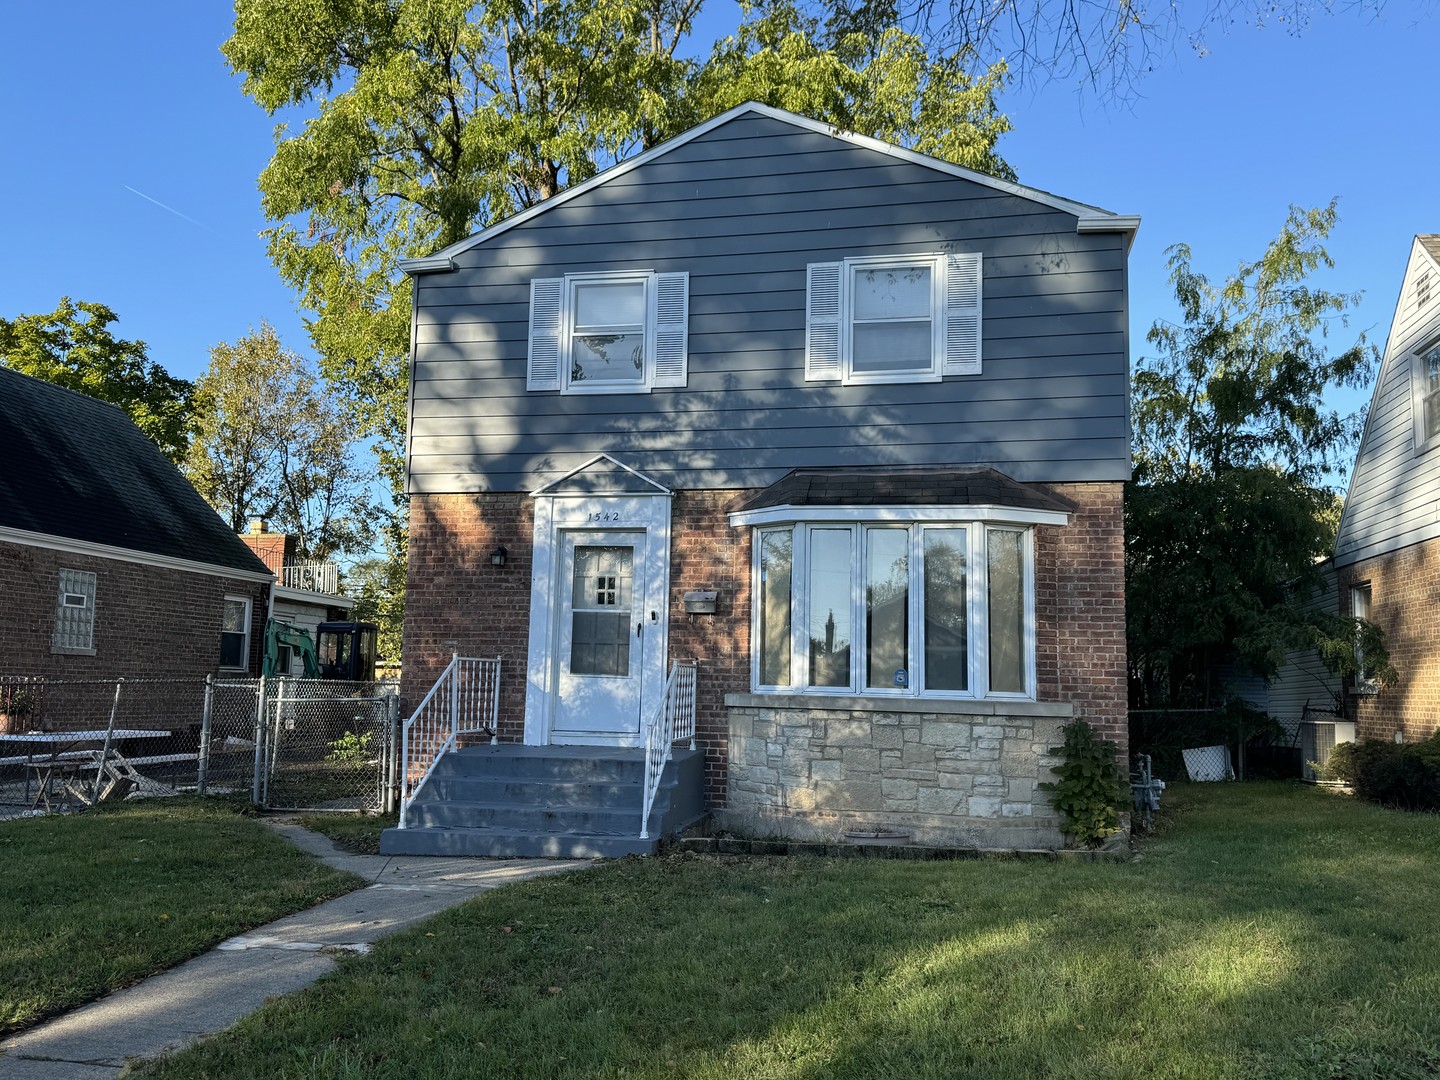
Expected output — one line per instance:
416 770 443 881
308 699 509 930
134 783 1440 1079
296 811 397 854
0 798 363 1034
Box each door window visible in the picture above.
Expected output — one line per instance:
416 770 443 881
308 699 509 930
569 545 634 677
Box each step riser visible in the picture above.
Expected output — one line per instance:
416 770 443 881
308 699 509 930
432 754 646 784
424 778 670 808
380 828 660 859
407 802 666 834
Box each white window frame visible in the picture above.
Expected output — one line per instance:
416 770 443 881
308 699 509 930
528 269 688 395
806 251 981 386
749 519 1037 701
1350 582 1377 695
1412 338 1440 455
220 595 252 672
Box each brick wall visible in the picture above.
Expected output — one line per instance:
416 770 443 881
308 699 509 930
404 480 1128 816
1041 482 1128 756
1337 541 1440 742
401 493 536 741
0 540 269 679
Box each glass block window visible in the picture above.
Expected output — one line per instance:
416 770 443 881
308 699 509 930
52 569 97 652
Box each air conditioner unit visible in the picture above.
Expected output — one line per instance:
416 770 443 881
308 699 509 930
1300 720 1356 782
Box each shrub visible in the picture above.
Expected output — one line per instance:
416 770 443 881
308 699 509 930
1324 733 1440 810
1039 720 1130 848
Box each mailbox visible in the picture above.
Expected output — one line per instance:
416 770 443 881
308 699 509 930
683 590 718 614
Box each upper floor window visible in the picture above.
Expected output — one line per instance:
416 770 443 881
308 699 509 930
51 569 96 654
1416 340 1440 453
220 596 252 670
806 252 981 385
527 270 689 394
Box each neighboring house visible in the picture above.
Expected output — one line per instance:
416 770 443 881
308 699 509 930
0 367 272 681
396 102 1136 851
237 518 355 675
1266 559 1343 739
1331 235 1440 743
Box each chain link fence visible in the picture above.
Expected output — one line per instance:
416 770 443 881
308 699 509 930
1128 704 1301 783
0 675 398 819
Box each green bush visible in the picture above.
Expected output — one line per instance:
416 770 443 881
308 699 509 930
1039 720 1130 847
1324 733 1440 810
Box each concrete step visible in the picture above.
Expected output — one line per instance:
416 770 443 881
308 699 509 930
404 798 664 835
379 825 661 859
431 745 649 783
387 745 707 859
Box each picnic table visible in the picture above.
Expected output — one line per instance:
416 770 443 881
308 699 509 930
0 729 173 810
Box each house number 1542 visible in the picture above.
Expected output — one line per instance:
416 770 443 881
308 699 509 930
587 512 622 522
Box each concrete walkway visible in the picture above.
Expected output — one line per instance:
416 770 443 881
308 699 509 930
0 822 587 1079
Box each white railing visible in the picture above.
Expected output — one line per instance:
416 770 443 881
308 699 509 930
281 561 340 594
640 660 698 840
398 653 501 829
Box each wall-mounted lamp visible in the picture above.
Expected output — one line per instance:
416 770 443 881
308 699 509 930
490 545 508 567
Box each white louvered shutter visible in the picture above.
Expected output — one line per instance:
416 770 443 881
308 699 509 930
652 271 689 388
527 278 564 390
806 262 843 381
943 252 982 376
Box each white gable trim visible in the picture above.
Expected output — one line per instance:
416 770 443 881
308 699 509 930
400 102 1138 275
0 527 275 583
529 454 671 497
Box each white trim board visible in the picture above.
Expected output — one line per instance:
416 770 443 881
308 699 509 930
400 102 1139 276
0 527 274 584
728 504 1070 528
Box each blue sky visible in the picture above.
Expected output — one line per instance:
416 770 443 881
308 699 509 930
1 2 1431 435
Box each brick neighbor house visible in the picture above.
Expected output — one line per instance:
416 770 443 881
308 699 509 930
388 102 1136 856
1330 235 1440 742
0 367 273 683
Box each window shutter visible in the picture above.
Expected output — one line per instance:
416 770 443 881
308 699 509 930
527 278 563 390
652 272 689 387
806 262 843 381
943 253 982 376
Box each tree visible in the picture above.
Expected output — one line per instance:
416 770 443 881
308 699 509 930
908 0 1397 100
0 298 192 462
185 324 376 562
1127 202 1390 707
223 0 1015 507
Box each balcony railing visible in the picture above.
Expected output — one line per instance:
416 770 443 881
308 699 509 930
281 561 339 595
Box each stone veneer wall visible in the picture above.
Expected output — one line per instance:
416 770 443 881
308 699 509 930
723 696 1070 848
1337 541 1440 742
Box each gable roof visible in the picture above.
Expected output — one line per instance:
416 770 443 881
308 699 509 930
1333 234 1440 567
0 367 272 578
400 102 1139 275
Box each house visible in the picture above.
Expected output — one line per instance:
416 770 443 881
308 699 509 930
236 518 356 676
0 366 273 682
390 102 1136 854
1330 235 1440 743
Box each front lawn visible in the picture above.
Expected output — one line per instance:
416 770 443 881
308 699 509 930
0 798 362 1034
135 783 1440 1079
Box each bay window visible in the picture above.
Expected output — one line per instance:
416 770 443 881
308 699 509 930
752 521 1035 699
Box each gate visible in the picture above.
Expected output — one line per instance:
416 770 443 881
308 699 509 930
256 678 400 812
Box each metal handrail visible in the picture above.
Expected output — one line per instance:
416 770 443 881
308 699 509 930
398 653 501 829
640 660 698 840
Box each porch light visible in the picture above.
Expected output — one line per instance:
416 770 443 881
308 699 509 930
490 545 508 567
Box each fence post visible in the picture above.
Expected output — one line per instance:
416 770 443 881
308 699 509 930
198 675 214 795
384 691 400 814
251 676 268 805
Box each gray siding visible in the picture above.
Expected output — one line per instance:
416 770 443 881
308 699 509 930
1335 239 1440 567
408 112 1133 495
1266 565 1341 736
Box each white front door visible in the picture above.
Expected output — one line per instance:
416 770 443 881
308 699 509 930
551 531 650 742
